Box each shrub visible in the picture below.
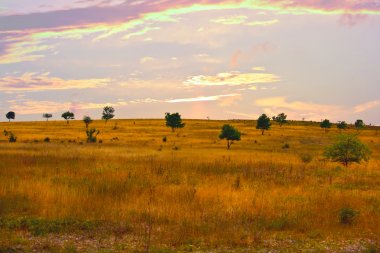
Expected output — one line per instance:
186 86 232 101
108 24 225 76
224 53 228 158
44 137 50 143
162 136 167 143
86 128 100 143
3 130 16 142
282 143 290 149
299 153 313 164
339 207 358 225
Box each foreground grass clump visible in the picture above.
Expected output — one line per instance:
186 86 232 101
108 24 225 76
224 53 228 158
0 119 379 251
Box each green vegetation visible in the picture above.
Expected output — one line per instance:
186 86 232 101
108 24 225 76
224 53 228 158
102 106 115 124
256 114 271 135
165 112 185 132
219 124 241 149
61 111 75 124
320 119 332 132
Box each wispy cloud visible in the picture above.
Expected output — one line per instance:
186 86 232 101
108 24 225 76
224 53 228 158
211 15 279 27
354 100 380 113
0 72 109 91
185 70 280 86
167 94 240 103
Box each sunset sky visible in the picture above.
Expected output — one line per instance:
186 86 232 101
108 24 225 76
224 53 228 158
0 0 379 124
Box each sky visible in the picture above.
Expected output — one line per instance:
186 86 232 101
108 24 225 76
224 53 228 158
0 0 379 124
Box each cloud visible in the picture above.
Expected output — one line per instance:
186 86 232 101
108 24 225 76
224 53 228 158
0 72 109 91
246 19 279 26
338 13 368 27
185 70 280 86
354 100 380 113
166 94 241 103
255 96 344 120
210 15 248 25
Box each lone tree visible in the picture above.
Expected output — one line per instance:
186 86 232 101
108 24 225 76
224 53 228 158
102 106 115 124
86 128 100 143
165 112 185 132
324 134 371 167
43 113 52 121
337 121 348 131
5 111 15 122
61 111 75 124
320 119 331 133
355 119 365 130
219 124 241 150
256 114 271 135
274 113 287 127
83 116 93 129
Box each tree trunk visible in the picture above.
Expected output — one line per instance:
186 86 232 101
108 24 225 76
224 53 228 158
262 130 264 135
171 127 174 132
227 140 230 149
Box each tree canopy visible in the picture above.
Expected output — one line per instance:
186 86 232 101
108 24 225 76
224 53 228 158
324 134 371 167
337 121 348 130
274 113 287 127
320 119 331 132
5 111 15 122
219 124 241 149
102 106 115 123
83 116 93 129
43 113 53 121
165 112 185 132
256 114 271 135
61 111 75 124
355 119 365 130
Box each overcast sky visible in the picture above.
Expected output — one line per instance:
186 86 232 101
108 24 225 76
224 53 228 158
0 0 379 124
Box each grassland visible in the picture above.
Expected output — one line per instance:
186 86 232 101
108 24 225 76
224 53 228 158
0 119 379 252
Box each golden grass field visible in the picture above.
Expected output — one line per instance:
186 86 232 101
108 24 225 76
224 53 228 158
0 119 379 252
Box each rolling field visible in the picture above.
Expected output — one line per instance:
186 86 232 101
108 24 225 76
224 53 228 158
0 119 380 252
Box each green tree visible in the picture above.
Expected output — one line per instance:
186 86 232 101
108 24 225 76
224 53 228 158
320 119 331 133
5 111 15 122
43 113 52 121
86 128 100 143
83 116 93 129
274 113 287 127
165 112 185 132
337 121 348 131
355 119 365 130
219 124 241 149
102 106 115 124
256 114 271 135
324 134 371 167
61 111 75 124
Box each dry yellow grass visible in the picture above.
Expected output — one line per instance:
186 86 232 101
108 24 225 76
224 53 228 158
0 119 379 251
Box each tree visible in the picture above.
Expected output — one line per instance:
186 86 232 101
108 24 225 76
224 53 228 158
165 112 185 132
43 113 52 121
355 119 365 130
256 114 271 135
274 113 287 127
102 106 115 124
324 134 371 167
83 116 93 129
5 111 15 122
3 130 16 142
61 111 75 124
86 128 100 143
337 121 348 131
219 124 241 149
320 119 331 133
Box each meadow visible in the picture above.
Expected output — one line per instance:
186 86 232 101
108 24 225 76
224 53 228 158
0 119 379 252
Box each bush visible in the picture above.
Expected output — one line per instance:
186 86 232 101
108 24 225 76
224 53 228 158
299 153 313 164
339 207 358 225
86 128 100 143
3 130 16 143
282 143 290 149
162 136 167 143
44 137 50 143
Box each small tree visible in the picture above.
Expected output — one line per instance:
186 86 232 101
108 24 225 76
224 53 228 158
355 119 365 130
219 124 241 149
86 128 100 143
256 114 271 135
165 112 185 132
3 130 16 142
274 113 287 127
320 119 331 133
324 134 371 167
61 111 75 124
5 111 15 122
102 106 115 124
337 121 348 131
43 113 52 121
83 116 93 129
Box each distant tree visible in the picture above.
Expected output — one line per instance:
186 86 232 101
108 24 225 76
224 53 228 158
256 114 271 135
43 113 52 121
3 130 16 142
102 106 115 124
324 134 371 167
320 119 331 133
5 111 15 122
355 119 365 130
274 113 287 127
83 116 93 129
86 128 100 143
61 111 75 124
165 112 185 132
337 121 348 131
219 124 241 150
